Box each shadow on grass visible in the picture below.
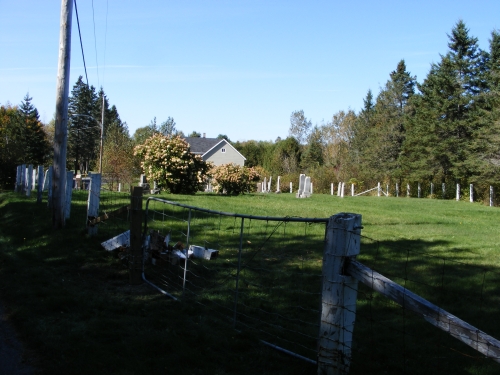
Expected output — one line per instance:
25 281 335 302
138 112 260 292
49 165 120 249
2 193 500 375
0 193 316 375
350 237 500 375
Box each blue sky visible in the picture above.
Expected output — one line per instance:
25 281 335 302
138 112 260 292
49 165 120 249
1 1 499 142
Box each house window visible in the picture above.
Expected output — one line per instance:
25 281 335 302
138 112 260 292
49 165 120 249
221 148 226 153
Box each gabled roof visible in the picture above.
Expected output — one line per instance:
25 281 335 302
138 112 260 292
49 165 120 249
184 137 221 155
184 137 246 161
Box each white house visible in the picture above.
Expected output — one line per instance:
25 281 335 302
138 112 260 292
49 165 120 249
184 135 246 166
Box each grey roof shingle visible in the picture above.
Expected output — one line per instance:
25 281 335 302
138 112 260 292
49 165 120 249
184 137 222 154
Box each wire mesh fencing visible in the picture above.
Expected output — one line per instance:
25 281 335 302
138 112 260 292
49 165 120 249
142 197 329 363
344 235 500 375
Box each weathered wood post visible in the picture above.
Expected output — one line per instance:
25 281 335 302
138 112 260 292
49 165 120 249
418 183 421 198
377 182 380 197
46 167 53 208
490 186 494 207
351 184 355 197
26 165 33 197
407 183 410 198
442 183 446 199
65 170 73 219
15 165 21 192
87 173 101 236
318 213 362 375
396 183 399 197
331 183 334 196
456 183 460 201
37 165 44 203
20 164 26 194
129 186 143 285
430 182 434 197
470 184 473 203
340 183 345 198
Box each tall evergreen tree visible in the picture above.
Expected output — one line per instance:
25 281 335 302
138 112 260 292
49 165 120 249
17 93 50 166
68 77 99 174
404 21 488 183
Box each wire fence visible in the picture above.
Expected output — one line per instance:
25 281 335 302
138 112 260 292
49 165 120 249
11 165 500 374
142 197 329 363
345 235 500 375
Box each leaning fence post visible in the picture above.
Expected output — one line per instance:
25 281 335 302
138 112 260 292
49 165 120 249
129 186 143 285
318 213 362 375
87 173 101 236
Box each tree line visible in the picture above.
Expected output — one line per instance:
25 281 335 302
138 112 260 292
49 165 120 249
2 21 499 199
234 21 500 200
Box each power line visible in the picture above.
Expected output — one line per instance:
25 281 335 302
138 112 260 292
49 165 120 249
73 0 89 86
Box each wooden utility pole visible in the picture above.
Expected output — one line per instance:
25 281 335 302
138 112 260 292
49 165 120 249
52 0 73 228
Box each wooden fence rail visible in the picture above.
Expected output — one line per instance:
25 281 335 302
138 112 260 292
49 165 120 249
346 259 500 364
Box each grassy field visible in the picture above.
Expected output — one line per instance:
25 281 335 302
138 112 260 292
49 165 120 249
1 190 500 374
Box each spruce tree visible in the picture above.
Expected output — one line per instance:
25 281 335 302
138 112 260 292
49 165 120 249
68 77 99 174
404 21 487 184
17 94 50 166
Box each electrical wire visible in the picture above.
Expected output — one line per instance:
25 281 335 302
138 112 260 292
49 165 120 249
73 0 89 86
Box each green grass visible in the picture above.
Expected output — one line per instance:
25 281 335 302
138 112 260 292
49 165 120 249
1 190 500 374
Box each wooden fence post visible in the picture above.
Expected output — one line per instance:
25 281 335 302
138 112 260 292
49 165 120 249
396 183 399 197
490 186 494 207
470 184 473 203
65 171 73 219
26 165 33 197
87 173 101 236
37 165 44 203
318 213 362 375
129 186 143 285
456 183 460 201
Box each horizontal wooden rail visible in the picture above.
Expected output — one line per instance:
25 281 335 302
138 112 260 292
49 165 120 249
346 259 500 363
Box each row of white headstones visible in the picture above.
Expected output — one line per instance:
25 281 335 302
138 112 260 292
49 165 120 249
257 174 313 198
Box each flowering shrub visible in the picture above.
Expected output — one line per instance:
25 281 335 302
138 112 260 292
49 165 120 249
134 134 210 194
209 163 260 195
